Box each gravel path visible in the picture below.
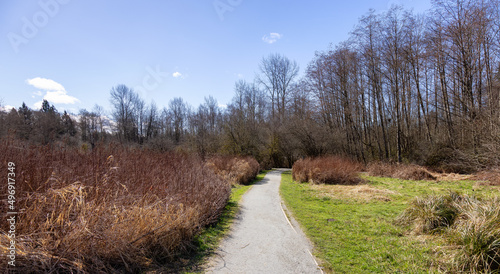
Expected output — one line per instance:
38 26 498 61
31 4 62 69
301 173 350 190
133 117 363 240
206 169 323 274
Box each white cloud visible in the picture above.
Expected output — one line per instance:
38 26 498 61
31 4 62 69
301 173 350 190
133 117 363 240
172 72 183 78
33 101 43 110
26 77 80 107
218 104 228 109
44 90 79 104
26 77 65 91
262 32 282 44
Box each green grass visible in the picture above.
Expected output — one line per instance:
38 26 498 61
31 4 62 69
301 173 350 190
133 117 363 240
280 171 499 273
182 170 269 273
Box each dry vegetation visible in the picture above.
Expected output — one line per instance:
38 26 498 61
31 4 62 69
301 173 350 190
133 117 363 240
367 162 500 186
367 162 437 181
0 140 237 273
292 156 363 185
472 170 500 186
309 184 398 202
398 192 500 273
205 156 260 185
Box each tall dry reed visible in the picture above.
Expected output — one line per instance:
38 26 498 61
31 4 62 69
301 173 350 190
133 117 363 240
0 140 230 273
205 155 260 185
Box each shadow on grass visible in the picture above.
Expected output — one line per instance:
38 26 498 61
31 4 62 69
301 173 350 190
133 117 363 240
149 170 270 273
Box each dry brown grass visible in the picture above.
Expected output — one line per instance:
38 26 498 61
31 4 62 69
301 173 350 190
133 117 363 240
205 155 260 185
292 156 363 185
0 140 231 273
398 192 500 272
367 162 437 181
471 170 500 186
310 184 398 202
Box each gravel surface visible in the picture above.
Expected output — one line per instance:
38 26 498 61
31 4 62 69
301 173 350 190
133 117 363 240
206 169 323 274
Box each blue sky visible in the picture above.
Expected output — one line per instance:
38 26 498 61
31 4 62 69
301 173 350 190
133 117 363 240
0 0 431 114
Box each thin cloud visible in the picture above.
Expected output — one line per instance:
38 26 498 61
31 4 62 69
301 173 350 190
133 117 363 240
262 33 282 44
172 72 183 78
26 77 80 108
32 90 43 98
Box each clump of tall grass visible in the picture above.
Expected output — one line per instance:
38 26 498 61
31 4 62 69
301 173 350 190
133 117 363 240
398 191 500 272
292 156 362 185
0 140 231 273
396 192 463 234
206 155 260 185
451 198 500 273
367 162 436 181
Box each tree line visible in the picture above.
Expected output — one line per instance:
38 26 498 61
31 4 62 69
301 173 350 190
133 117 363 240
1 0 500 170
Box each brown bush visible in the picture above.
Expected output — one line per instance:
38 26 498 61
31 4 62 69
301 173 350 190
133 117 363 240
471 170 500 186
0 140 230 273
292 156 362 185
206 155 260 185
367 162 436 181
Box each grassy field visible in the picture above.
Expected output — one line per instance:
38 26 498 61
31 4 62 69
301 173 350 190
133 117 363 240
280 171 499 273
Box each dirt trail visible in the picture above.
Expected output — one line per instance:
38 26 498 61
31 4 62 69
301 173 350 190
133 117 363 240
205 169 322 274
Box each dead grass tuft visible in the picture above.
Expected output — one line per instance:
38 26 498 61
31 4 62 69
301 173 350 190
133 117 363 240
451 198 500 273
396 192 463 234
398 192 500 272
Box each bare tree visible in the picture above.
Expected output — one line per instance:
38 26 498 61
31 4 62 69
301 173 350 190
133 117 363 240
110 85 139 142
258 53 299 122
168 97 189 144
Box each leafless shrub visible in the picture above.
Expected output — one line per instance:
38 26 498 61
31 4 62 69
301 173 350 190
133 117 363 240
292 156 362 185
205 155 260 185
